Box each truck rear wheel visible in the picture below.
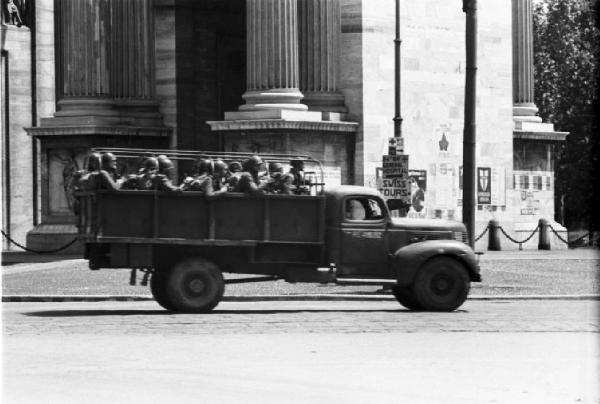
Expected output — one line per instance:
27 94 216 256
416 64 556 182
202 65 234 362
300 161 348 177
164 258 225 313
413 257 470 311
150 272 176 311
391 286 422 310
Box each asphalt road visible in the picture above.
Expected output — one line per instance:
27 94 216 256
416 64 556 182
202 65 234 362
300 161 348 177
3 300 599 403
2 249 599 297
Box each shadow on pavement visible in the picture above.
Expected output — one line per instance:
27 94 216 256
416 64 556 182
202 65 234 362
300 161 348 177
24 308 468 317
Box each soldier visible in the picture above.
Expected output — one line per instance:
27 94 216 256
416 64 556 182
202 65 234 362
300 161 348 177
289 158 311 195
235 155 269 195
74 152 119 191
101 152 120 183
180 158 215 196
226 161 243 191
157 155 176 182
267 162 293 195
212 159 229 194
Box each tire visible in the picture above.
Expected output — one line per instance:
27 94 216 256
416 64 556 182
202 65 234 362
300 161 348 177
413 257 470 312
164 258 225 313
150 272 176 311
391 285 422 310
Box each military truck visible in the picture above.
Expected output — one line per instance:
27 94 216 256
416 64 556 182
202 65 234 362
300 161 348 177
76 149 481 313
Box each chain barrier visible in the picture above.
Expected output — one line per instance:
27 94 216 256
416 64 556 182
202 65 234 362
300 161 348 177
473 225 489 243
548 225 592 248
496 224 539 250
1 230 78 254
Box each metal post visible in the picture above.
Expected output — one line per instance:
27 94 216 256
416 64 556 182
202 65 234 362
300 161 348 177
462 0 477 247
393 0 403 138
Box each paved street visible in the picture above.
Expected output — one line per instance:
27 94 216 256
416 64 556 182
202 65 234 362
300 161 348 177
3 300 599 403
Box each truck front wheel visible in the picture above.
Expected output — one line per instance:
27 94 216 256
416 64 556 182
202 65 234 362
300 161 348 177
413 257 470 311
164 258 225 313
391 286 422 310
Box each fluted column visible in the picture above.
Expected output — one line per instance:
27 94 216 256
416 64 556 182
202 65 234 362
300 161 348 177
110 0 162 125
111 0 156 101
241 0 307 111
55 0 116 117
512 0 539 118
298 0 346 112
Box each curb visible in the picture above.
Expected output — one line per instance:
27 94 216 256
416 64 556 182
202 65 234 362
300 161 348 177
2 294 600 302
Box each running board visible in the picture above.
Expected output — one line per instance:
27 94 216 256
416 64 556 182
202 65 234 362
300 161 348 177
335 278 397 286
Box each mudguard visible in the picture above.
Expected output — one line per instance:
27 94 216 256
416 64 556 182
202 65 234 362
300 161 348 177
392 239 481 286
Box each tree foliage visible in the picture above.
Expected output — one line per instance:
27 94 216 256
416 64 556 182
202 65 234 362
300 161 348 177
533 0 600 230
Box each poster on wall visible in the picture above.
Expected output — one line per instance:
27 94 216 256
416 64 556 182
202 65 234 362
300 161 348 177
408 170 427 217
490 167 506 206
477 167 491 204
520 191 540 215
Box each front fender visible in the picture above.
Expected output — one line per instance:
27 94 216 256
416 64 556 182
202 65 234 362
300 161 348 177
392 240 481 286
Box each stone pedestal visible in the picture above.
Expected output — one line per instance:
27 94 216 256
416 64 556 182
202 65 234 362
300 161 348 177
25 0 171 252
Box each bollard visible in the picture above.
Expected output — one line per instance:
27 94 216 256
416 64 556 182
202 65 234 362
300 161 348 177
538 218 551 250
487 220 501 251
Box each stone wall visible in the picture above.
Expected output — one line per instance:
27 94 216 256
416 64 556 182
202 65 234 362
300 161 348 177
339 0 515 248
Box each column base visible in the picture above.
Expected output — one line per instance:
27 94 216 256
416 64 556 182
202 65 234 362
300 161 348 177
513 103 539 117
240 89 308 111
302 91 348 113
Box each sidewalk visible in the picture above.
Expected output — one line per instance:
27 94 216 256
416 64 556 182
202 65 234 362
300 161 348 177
2 248 599 302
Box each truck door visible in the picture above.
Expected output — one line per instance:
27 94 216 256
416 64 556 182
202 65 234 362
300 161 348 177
339 196 389 275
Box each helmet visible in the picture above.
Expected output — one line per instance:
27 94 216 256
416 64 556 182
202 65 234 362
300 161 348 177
157 155 174 173
101 152 117 166
193 158 213 175
143 157 159 172
86 153 102 171
228 161 242 173
268 162 284 173
243 155 264 172
213 159 228 174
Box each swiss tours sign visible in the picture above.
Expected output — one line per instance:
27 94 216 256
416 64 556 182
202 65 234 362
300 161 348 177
380 154 410 204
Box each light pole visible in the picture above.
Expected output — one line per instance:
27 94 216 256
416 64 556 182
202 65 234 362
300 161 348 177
394 0 403 139
462 0 477 247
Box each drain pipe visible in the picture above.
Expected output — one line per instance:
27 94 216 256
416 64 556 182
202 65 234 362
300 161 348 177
2 49 11 240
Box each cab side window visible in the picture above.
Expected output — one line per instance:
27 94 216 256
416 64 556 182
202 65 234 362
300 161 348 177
344 197 385 221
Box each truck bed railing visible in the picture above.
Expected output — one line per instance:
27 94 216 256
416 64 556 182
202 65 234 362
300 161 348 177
91 147 326 195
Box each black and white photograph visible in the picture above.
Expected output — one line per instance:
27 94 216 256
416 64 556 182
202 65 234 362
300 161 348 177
1 0 598 402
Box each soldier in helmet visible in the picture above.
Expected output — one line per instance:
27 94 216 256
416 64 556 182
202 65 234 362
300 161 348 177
212 159 229 194
74 152 119 191
226 161 243 191
150 155 180 192
235 155 269 195
289 158 311 195
267 162 293 195
157 155 176 182
101 152 120 183
180 157 215 196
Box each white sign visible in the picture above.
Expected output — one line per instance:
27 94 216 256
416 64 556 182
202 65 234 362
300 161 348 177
378 177 411 203
382 155 409 178
490 167 506 206
388 137 404 155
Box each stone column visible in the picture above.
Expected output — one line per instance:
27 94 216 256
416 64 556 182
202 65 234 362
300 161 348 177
512 0 540 120
53 0 117 122
298 0 346 113
240 0 307 111
111 0 162 126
